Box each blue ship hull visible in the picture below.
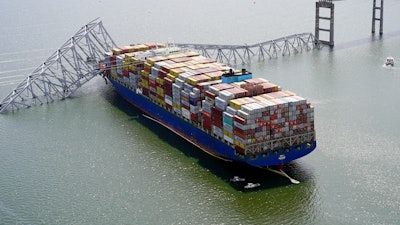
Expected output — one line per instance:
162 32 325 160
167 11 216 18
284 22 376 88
109 78 316 167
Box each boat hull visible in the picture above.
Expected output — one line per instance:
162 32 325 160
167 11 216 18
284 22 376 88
108 78 316 167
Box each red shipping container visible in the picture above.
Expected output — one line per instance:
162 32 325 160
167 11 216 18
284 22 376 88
234 146 246 155
123 69 129 77
212 119 223 128
234 115 246 124
211 107 223 118
202 118 212 131
142 88 149 96
201 110 211 119
144 66 151 73
110 55 116 65
181 104 190 110
149 80 156 88
158 69 168 78
190 113 199 122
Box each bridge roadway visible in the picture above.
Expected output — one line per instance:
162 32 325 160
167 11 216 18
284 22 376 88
0 19 320 113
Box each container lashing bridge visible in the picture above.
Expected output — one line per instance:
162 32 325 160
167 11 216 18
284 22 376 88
0 19 320 113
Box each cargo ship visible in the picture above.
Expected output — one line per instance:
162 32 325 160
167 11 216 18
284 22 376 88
103 43 316 168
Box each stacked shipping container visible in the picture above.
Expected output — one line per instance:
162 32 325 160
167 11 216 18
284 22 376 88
105 45 315 156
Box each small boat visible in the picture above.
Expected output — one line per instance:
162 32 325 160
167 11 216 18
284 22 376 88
244 183 261 189
230 176 246 182
385 57 394 66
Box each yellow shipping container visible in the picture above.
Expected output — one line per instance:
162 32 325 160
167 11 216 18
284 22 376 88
234 140 245 149
156 77 164 85
142 79 149 89
122 62 130 71
144 62 152 69
229 99 242 109
146 56 167 65
156 87 164 96
223 130 234 139
131 57 140 63
170 67 189 77
157 98 165 105
141 70 149 78
187 74 211 86
133 44 150 51
112 47 122 55
229 97 257 109
173 103 181 110
128 65 137 72
166 73 176 81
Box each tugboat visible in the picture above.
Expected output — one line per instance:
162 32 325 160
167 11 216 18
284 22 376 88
230 176 246 182
244 183 261 189
385 57 395 67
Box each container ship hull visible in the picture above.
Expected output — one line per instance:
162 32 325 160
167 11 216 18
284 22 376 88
108 78 316 167
104 44 316 168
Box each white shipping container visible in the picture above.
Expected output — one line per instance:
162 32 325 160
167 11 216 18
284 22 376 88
184 83 194 92
173 97 181 104
190 105 200 114
154 61 168 69
237 110 251 120
151 67 159 77
223 123 234 132
181 100 189 107
219 90 235 101
215 97 228 110
212 125 223 138
165 95 173 106
226 106 237 115
182 108 191 120
224 135 234 144
223 111 234 120
205 96 215 104
201 100 213 113
174 106 182 115
180 89 190 97
149 74 157 81
192 87 201 95
172 83 182 90
175 78 185 87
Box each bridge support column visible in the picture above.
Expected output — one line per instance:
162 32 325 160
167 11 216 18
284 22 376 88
372 0 384 35
315 0 334 47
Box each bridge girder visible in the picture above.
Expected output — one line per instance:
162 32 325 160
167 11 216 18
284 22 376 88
176 33 320 66
0 18 116 113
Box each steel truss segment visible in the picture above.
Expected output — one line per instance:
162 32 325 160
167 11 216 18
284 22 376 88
176 33 319 65
0 18 116 113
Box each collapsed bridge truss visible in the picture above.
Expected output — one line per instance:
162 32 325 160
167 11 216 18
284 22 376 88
0 18 116 113
0 19 320 113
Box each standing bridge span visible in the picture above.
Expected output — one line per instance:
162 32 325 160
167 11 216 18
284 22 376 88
0 19 320 113
176 33 320 66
